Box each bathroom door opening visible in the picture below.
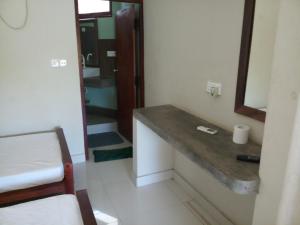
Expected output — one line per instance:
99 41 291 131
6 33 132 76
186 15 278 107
74 0 144 160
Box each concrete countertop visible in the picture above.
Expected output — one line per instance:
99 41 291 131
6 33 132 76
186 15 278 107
134 105 261 194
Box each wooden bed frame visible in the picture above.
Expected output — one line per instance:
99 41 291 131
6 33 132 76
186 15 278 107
0 190 97 225
77 190 97 225
0 127 74 207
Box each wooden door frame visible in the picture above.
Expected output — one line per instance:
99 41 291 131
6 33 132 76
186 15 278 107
74 0 144 160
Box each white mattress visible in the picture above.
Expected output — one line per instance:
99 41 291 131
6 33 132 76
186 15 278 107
0 131 64 193
0 194 84 225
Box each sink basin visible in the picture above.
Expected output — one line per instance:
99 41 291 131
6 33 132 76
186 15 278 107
83 67 100 78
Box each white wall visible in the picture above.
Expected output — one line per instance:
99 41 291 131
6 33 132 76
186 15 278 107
0 0 85 162
276 98 300 225
144 0 265 144
245 0 280 109
175 151 256 225
252 0 300 224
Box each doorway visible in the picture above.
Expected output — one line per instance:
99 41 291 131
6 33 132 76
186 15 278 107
74 0 144 160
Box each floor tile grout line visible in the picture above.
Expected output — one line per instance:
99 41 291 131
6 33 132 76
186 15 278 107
165 179 194 203
87 159 124 224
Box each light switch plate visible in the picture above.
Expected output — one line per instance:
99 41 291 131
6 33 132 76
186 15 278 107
51 59 59 68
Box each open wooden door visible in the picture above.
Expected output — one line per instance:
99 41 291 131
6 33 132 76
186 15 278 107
116 7 136 142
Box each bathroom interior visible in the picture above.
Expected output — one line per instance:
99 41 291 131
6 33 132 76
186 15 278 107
79 0 142 161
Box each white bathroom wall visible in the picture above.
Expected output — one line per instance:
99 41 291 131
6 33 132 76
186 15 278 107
0 0 85 162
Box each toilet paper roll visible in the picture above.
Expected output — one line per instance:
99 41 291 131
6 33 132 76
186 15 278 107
233 124 250 144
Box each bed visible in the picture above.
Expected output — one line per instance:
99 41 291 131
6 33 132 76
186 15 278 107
0 127 74 206
0 190 97 225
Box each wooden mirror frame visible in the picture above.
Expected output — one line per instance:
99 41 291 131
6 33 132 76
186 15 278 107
234 0 266 123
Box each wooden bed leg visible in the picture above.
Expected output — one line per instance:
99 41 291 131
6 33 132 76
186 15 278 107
77 190 97 225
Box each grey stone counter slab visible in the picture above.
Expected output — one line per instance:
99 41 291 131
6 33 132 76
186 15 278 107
134 105 261 194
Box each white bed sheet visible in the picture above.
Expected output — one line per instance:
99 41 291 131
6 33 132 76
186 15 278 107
0 131 64 193
0 194 84 225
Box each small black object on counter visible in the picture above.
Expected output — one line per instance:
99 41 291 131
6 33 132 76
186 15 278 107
237 155 260 164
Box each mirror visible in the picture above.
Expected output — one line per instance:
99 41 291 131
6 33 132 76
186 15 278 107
235 0 278 122
79 19 99 67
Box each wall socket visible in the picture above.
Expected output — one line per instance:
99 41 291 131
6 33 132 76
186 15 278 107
107 51 116 57
206 81 222 96
60 59 67 67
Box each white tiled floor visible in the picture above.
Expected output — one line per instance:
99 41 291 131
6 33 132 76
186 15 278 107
74 156 204 225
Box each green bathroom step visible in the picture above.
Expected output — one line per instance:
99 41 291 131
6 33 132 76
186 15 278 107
93 147 133 162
